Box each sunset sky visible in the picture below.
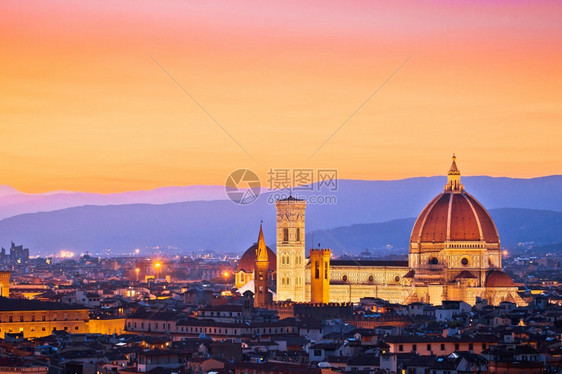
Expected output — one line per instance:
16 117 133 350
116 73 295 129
1 1 561 193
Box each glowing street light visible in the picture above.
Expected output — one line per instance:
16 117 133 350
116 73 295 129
154 261 162 281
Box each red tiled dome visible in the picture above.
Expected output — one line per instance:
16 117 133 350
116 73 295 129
410 191 499 244
485 270 515 287
411 155 500 245
237 244 276 272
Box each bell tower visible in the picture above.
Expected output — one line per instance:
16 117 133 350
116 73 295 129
276 197 306 302
0 271 10 298
254 223 270 308
310 249 331 303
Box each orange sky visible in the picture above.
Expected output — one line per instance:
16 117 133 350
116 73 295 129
1 0 561 193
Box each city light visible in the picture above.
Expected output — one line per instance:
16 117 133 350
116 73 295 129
58 250 75 258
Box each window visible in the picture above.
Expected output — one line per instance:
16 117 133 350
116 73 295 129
412 344 417 351
469 343 473 351
368 275 374 282
42 315 46 322
283 228 289 242
427 344 431 351
441 344 445 351
325 263 328 279
75 326 79 331
19 315 23 322
455 343 459 350
315 261 320 279
394 275 401 283
342 274 348 282
482 343 487 350
461 257 469 266
296 228 301 242
399 345 404 352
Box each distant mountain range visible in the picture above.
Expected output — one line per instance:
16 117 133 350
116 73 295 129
0 185 228 220
1 175 562 220
306 208 562 255
0 176 561 255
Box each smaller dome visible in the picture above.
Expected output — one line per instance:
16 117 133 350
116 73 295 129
485 270 515 287
237 244 276 273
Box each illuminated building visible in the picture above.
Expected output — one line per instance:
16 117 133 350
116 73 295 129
273 156 526 306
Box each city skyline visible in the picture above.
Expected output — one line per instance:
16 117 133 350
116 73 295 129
1 1 561 193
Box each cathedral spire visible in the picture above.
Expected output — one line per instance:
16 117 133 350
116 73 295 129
445 153 463 192
256 222 268 262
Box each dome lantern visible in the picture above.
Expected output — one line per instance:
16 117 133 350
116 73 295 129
445 153 463 192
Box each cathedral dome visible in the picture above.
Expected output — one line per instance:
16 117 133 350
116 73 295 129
237 244 276 272
410 155 500 244
485 270 515 287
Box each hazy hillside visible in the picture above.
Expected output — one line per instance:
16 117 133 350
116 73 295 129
305 208 562 255
0 185 229 220
0 175 561 222
0 199 560 255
